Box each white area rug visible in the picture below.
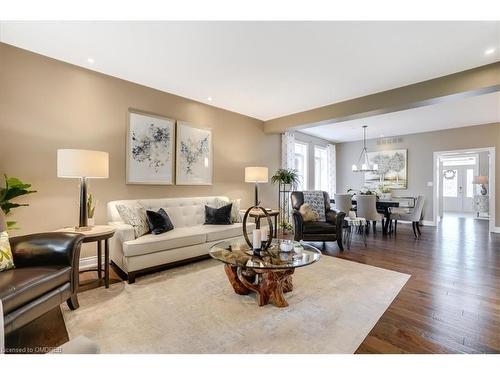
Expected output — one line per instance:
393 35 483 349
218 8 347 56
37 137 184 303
62 257 409 353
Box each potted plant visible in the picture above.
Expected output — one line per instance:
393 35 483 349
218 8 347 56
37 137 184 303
378 184 392 200
0 175 37 230
87 193 97 226
271 168 300 188
271 169 300 236
278 221 294 236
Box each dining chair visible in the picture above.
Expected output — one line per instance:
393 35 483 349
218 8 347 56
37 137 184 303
390 195 425 238
334 194 352 214
356 195 384 233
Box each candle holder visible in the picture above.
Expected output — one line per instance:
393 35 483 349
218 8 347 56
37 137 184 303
242 205 273 253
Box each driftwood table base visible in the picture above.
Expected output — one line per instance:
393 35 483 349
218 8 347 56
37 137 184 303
224 264 294 307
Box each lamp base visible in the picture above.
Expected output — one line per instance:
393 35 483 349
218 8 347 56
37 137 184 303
480 184 488 195
254 183 260 206
74 225 93 232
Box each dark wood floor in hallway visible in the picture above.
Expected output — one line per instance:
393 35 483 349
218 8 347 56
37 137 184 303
315 216 499 353
5 215 499 354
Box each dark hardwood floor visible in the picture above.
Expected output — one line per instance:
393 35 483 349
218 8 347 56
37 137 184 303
5 215 499 353
321 215 500 354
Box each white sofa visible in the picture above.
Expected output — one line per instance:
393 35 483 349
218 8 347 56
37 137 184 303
107 196 255 283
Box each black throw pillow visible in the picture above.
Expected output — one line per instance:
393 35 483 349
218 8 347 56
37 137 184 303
204 203 233 225
146 208 174 235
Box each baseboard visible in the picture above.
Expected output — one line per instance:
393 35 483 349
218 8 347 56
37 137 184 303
80 256 100 270
422 220 436 226
494 227 500 234
394 219 435 226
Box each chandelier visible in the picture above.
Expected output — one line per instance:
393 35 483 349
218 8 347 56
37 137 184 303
352 125 378 172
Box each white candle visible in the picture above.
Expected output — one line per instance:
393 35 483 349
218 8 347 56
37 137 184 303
261 228 268 243
252 229 261 249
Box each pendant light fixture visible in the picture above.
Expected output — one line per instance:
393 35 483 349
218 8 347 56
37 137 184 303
352 125 378 172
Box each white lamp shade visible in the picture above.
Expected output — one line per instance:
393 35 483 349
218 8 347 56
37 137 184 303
245 167 268 183
57 149 109 178
472 175 488 184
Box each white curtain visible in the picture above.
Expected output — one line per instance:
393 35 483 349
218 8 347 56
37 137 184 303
327 143 337 196
281 131 295 169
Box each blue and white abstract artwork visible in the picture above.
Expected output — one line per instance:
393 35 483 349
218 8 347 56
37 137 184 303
176 122 213 185
127 111 175 184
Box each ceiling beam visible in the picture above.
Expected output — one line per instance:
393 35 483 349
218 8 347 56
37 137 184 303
263 62 500 134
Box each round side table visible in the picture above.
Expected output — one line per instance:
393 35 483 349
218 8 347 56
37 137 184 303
55 225 115 289
343 217 367 250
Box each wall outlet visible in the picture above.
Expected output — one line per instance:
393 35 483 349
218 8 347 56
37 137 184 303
427 181 433 187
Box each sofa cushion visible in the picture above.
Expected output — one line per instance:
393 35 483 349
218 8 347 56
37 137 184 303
197 222 256 242
204 204 232 225
146 208 174 235
116 203 150 238
215 198 241 223
123 227 207 257
299 203 320 222
0 266 71 314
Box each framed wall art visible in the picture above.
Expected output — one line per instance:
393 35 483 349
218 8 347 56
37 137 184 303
364 149 408 189
176 121 213 185
126 110 175 185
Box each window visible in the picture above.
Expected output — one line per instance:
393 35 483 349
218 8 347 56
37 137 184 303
294 142 308 190
314 146 328 192
442 157 476 166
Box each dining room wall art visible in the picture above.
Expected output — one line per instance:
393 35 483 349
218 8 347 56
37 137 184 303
364 149 407 189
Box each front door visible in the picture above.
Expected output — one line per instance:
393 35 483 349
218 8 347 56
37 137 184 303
442 162 477 213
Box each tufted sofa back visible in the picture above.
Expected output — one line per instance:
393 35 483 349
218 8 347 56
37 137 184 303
107 196 230 228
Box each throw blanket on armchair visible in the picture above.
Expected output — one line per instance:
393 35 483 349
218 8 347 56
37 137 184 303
302 191 326 221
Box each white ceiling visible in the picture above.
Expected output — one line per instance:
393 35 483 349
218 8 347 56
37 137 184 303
300 91 500 142
0 21 499 121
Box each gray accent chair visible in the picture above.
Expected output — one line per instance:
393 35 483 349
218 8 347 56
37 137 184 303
356 195 384 233
334 194 352 214
390 195 425 238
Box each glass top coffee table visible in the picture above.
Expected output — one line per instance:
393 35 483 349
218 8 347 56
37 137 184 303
209 238 321 307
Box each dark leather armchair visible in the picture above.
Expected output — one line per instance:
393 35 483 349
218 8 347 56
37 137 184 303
0 224 84 335
291 191 345 250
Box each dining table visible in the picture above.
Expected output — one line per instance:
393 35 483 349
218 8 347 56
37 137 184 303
330 198 414 235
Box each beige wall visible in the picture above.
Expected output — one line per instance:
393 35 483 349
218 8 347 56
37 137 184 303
336 123 500 227
0 43 280 257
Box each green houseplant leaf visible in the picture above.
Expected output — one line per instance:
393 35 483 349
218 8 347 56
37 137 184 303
0 174 37 229
271 168 300 187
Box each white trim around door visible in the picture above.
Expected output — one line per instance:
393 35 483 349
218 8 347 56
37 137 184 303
433 147 496 233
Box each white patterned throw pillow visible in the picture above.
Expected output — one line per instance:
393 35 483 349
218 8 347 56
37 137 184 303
302 191 326 221
116 204 150 238
0 231 15 272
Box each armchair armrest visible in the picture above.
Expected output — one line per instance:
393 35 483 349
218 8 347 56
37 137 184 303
9 232 84 268
326 209 346 250
292 209 304 241
325 208 338 224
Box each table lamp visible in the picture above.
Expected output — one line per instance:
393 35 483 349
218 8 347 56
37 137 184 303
245 167 268 206
57 149 109 230
472 175 488 195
